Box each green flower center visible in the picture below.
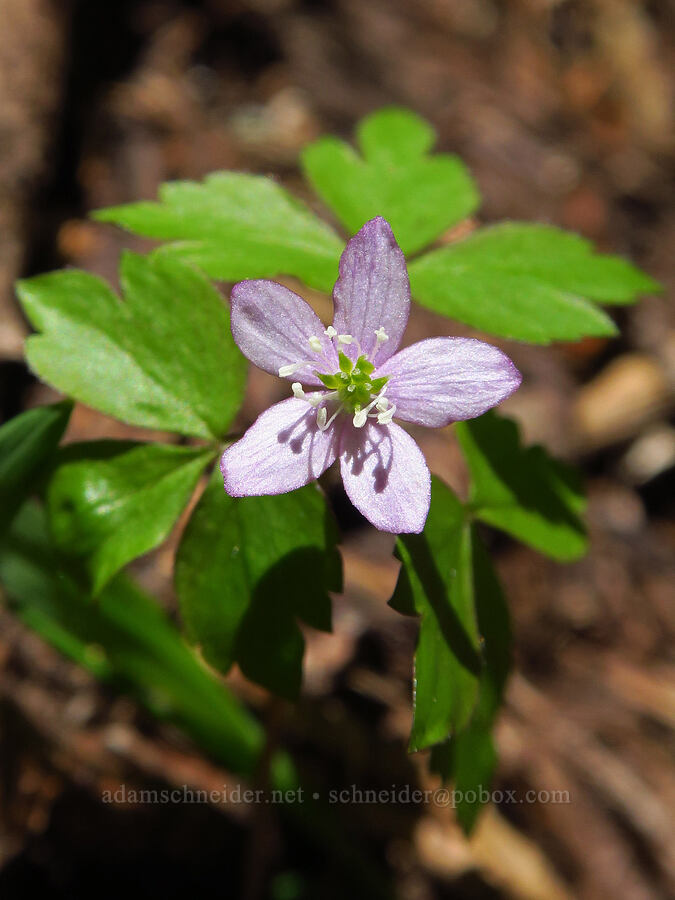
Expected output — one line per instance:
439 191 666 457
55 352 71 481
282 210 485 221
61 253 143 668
316 352 388 415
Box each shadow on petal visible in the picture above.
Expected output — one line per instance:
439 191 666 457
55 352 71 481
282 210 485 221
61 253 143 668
274 403 342 484
338 420 431 533
341 425 394 494
222 397 340 496
278 405 330 455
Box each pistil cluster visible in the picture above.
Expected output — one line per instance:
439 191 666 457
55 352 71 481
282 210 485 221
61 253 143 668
279 327 395 431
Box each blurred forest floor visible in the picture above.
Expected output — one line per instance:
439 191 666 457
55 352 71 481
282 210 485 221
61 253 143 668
0 1 673 898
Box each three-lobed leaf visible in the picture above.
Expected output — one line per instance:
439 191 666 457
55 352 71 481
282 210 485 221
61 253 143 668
456 411 588 560
48 441 214 594
302 107 478 255
409 223 659 343
94 173 343 292
17 251 246 439
175 469 342 700
390 478 482 752
0 402 72 537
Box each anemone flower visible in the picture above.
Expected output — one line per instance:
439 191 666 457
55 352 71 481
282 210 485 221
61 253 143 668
221 217 521 533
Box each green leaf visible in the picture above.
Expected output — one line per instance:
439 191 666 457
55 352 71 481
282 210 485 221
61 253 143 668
94 173 344 292
0 402 72 537
0 500 264 775
390 478 481 752
302 107 479 255
175 469 342 700
17 252 246 439
456 411 587 560
48 441 214 593
430 530 512 834
410 223 659 343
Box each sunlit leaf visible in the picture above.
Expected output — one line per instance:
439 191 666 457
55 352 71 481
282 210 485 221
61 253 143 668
48 441 214 593
456 411 587 560
302 107 478 255
409 223 659 343
390 478 481 751
17 252 246 439
94 173 343 292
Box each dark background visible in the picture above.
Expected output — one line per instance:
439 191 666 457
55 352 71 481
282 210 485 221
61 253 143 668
0 1 673 898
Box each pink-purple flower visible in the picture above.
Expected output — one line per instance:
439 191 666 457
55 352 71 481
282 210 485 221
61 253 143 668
221 217 521 533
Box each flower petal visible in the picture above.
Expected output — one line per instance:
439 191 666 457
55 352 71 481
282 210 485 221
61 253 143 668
231 280 337 386
375 337 521 428
339 422 430 533
332 217 410 365
221 397 339 496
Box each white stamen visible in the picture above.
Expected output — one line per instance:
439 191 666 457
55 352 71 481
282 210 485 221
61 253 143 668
280 353 325 378
377 404 396 425
292 382 331 408
308 336 322 352
324 326 337 338
375 397 389 412
317 401 342 431
279 363 303 377
374 327 389 345
353 409 368 428
337 334 353 346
